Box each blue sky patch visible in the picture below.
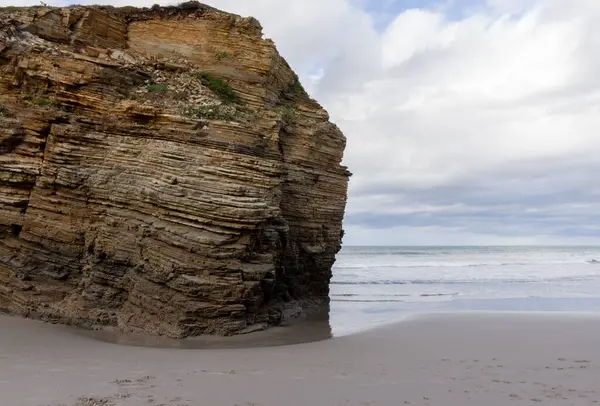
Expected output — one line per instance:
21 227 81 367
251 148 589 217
357 0 488 31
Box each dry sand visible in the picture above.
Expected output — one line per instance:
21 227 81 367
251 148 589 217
1 312 600 406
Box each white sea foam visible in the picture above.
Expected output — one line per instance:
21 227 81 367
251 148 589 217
331 246 600 301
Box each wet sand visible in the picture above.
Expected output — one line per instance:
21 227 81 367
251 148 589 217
2 312 600 406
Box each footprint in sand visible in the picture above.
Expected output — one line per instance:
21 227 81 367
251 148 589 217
74 396 114 406
110 378 132 386
137 375 156 383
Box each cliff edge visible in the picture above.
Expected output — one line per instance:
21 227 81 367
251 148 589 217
0 2 349 337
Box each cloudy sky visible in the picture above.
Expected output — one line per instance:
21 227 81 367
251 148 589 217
7 0 600 245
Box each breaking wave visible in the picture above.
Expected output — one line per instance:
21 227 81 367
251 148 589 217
331 275 599 285
334 260 596 270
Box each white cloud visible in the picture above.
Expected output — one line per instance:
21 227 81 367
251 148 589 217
342 224 600 246
4 0 600 244
317 0 600 245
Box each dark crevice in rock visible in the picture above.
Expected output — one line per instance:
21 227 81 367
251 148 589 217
10 224 22 236
0 130 25 154
37 122 54 174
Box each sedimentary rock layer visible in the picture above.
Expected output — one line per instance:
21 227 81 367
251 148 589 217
0 3 349 337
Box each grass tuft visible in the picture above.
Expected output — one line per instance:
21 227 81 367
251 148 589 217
195 71 241 104
282 75 307 100
276 104 296 126
215 51 230 61
1 6 30 11
23 97 59 108
146 83 169 93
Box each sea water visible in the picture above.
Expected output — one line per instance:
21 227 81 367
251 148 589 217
329 246 600 334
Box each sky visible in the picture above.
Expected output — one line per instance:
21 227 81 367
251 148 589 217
5 0 600 246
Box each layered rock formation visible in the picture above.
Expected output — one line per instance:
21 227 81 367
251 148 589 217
0 3 349 337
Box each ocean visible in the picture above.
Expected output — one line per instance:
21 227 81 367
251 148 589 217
329 246 600 335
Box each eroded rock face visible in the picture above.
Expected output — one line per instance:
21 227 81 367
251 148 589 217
0 3 349 337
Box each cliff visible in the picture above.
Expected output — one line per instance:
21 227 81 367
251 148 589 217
0 3 349 338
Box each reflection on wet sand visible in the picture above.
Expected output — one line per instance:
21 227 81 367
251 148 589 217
73 305 333 349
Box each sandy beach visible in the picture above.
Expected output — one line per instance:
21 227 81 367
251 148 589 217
1 312 600 406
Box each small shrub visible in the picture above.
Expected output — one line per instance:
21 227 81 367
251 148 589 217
35 98 57 107
117 6 138 13
276 104 296 126
24 97 59 108
282 76 308 100
181 104 235 121
0 105 9 116
146 83 169 93
195 71 241 104
290 77 307 96
177 1 204 11
2 6 29 11
215 51 230 61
